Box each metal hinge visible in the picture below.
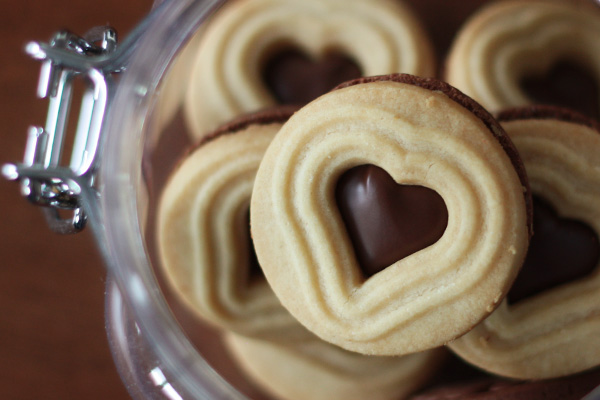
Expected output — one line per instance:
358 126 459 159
2 0 168 234
2 27 121 234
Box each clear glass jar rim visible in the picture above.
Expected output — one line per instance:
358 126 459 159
98 0 243 398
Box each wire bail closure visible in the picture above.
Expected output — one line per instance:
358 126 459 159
2 27 118 234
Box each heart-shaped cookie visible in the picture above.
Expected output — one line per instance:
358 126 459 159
336 164 448 277
225 333 445 400
184 0 435 139
445 0 600 119
251 74 531 356
157 107 313 342
449 105 600 379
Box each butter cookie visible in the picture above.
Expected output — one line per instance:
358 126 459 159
449 106 600 379
445 0 600 120
225 333 445 400
184 0 435 138
250 74 532 356
157 107 310 342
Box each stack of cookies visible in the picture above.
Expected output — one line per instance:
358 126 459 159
154 0 600 398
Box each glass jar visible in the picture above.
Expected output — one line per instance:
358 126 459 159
6 0 600 399
93 0 251 398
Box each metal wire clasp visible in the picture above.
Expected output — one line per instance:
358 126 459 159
2 27 117 234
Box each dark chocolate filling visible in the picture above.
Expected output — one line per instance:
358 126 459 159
262 48 362 105
507 195 600 304
336 164 448 278
334 74 534 241
245 209 264 285
521 60 600 122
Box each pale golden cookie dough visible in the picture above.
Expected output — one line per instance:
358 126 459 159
445 0 600 113
184 0 435 139
449 108 600 380
250 74 531 356
157 114 311 342
225 333 445 400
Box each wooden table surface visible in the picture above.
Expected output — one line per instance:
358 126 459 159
0 1 152 398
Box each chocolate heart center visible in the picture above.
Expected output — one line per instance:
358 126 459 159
507 195 600 304
336 165 448 278
521 60 600 121
262 48 362 105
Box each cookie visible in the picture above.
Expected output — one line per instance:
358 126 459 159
445 0 600 120
250 74 532 356
449 106 600 379
410 368 600 400
224 332 446 400
157 107 311 342
184 0 436 139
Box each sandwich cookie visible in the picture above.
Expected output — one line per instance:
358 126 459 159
445 0 600 120
250 74 532 356
449 106 600 379
157 106 311 342
184 0 436 138
225 332 446 400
